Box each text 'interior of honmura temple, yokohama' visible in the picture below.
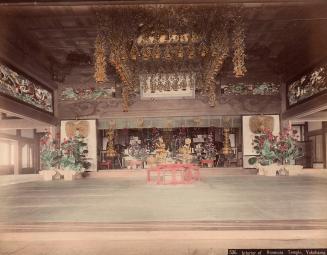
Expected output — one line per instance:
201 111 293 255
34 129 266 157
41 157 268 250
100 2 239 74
0 0 327 254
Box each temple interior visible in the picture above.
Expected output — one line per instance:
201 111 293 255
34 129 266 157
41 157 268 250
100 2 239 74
0 0 327 254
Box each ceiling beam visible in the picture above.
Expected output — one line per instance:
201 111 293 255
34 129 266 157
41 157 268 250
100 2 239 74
0 119 51 129
282 93 327 120
291 111 327 121
0 0 327 6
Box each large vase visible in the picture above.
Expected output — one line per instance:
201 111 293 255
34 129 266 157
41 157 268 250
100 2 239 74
39 169 57 181
283 165 303 176
257 164 303 176
57 169 79 181
257 163 280 176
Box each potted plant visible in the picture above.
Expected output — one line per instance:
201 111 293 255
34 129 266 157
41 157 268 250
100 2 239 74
250 128 279 176
39 130 60 181
276 128 303 175
57 134 91 180
250 127 303 176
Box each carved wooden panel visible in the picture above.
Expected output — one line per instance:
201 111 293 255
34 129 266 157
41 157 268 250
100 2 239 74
288 62 327 107
0 63 53 113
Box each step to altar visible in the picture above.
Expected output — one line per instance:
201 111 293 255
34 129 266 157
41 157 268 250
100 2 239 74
85 167 258 179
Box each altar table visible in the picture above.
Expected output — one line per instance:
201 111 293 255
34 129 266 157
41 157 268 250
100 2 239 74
201 159 214 168
147 163 200 185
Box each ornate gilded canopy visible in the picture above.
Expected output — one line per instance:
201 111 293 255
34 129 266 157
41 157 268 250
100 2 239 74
93 5 247 111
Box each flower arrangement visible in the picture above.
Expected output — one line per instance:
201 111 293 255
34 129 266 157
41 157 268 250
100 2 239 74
59 134 91 171
250 127 303 166
40 130 60 169
203 134 217 160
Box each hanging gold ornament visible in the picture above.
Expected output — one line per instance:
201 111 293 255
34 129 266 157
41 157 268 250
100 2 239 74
176 42 184 59
232 17 247 77
152 43 161 59
186 43 196 59
208 81 216 107
130 42 139 60
163 44 172 60
141 46 152 61
203 25 229 107
198 41 208 57
122 86 129 112
94 33 107 83
120 45 128 61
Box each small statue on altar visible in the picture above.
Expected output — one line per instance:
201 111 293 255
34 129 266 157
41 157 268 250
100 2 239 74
178 138 193 163
155 137 167 163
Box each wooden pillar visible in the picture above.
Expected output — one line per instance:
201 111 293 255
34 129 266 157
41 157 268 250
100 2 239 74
34 129 40 173
14 130 22 175
323 122 327 169
304 122 309 141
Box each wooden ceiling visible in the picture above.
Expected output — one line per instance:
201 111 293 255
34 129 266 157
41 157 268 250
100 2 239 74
0 1 327 84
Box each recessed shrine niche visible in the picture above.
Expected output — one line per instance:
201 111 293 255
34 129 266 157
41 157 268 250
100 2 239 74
97 116 243 169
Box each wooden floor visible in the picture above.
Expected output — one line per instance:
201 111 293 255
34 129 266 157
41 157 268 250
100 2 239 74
1 174 327 254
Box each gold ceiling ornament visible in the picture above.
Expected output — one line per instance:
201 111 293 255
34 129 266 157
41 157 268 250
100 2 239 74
152 43 161 59
163 44 173 60
186 43 196 59
176 42 184 59
198 41 208 57
94 32 107 83
141 46 151 61
232 15 247 77
93 6 247 111
122 86 129 112
130 42 139 60
203 23 230 107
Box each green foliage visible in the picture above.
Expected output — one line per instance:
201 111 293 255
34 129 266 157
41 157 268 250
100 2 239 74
40 130 60 169
40 150 60 169
252 128 278 165
252 127 303 165
275 130 303 164
248 157 257 165
59 135 91 171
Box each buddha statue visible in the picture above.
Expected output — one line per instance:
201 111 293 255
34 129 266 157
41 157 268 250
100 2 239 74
178 138 193 163
155 137 167 163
